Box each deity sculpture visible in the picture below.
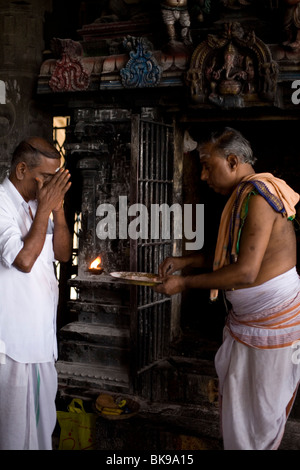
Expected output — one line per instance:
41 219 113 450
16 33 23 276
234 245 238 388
161 0 192 45
221 0 252 9
96 0 152 22
207 42 248 97
282 0 300 50
187 21 278 108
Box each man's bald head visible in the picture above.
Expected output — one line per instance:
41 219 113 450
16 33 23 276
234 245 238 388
10 137 61 172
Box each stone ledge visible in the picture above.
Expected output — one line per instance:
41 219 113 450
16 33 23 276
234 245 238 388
56 360 130 393
59 321 130 344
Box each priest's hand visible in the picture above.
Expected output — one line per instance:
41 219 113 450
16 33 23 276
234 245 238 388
153 274 186 296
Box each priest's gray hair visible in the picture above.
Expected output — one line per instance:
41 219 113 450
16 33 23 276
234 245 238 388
198 127 257 165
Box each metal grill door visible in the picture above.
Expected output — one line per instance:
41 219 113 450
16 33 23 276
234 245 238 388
130 115 181 389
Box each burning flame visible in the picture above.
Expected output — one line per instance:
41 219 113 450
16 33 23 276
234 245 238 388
90 256 102 270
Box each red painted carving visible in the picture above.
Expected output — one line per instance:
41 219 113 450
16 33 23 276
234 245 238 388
49 39 90 92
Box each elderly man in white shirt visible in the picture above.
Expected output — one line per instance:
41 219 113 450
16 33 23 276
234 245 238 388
0 137 71 450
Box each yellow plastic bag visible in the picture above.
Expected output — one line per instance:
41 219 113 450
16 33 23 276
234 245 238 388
57 398 97 450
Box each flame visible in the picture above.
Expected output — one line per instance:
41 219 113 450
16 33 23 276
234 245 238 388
90 256 102 270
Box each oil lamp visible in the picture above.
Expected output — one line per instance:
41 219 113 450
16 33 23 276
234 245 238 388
88 256 103 275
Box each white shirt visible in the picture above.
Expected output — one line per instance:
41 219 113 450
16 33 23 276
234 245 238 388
0 177 58 363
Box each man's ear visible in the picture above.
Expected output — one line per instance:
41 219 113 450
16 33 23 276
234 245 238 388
15 162 27 181
227 154 238 171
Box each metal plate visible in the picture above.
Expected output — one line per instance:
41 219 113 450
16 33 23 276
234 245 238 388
109 271 162 286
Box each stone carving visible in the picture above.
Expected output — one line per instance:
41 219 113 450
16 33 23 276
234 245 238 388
161 0 192 46
186 22 278 108
282 0 300 50
207 42 248 97
0 79 16 139
120 37 162 88
49 39 91 92
220 0 252 9
95 0 153 22
0 102 15 139
189 0 211 23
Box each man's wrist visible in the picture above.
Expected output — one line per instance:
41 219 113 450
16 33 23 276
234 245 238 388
181 275 189 291
183 274 200 290
36 203 52 219
52 201 67 218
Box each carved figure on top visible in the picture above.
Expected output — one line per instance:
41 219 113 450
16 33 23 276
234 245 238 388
189 0 205 23
186 0 211 24
220 0 252 9
161 0 192 46
282 0 300 50
95 0 154 22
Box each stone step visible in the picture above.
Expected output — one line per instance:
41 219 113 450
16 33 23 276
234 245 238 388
58 322 130 369
58 321 130 347
68 301 130 327
95 403 300 450
95 397 222 450
58 340 131 368
55 377 300 451
53 388 223 450
56 360 131 395
68 278 130 307
55 356 300 450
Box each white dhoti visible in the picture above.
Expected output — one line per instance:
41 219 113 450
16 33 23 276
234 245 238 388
0 356 57 450
215 267 300 450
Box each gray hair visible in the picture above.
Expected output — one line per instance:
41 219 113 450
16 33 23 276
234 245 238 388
198 127 257 165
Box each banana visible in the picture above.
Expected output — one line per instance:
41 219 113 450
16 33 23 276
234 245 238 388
117 400 127 409
101 407 123 415
95 394 129 416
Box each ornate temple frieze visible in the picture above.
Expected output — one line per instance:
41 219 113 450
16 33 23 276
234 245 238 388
38 37 189 94
37 21 300 110
48 39 91 93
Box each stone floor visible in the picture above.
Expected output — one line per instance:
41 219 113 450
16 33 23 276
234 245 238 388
53 329 300 451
